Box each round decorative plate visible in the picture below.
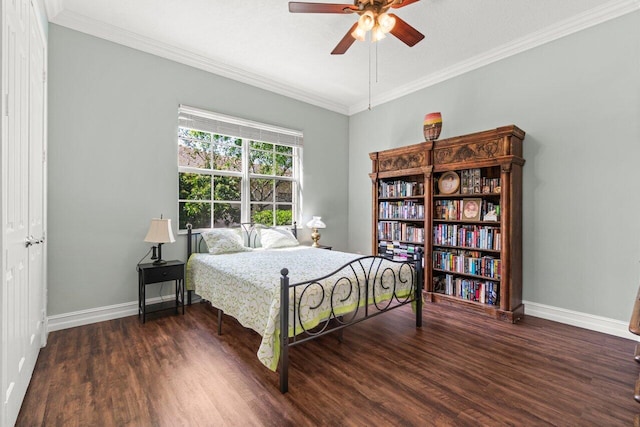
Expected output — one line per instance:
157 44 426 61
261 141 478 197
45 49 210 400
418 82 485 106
438 171 460 195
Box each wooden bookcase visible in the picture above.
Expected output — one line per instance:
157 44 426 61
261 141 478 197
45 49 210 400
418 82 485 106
370 125 525 322
369 142 431 265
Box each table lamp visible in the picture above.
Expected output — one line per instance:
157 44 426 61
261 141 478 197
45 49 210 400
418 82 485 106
306 216 326 248
144 216 176 265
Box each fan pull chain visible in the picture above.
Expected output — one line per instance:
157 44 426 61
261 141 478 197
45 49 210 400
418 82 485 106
367 37 380 111
368 37 372 111
376 41 379 84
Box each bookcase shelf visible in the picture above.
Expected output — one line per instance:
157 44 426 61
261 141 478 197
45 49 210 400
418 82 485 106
433 220 501 224
432 268 501 281
380 196 424 201
434 245 501 254
370 125 525 323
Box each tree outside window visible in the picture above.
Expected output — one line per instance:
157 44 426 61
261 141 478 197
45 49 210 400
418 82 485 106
178 125 300 230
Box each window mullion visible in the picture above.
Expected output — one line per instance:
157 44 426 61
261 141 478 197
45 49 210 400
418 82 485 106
272 179 276 226
241 138 251 223
210 147 215 228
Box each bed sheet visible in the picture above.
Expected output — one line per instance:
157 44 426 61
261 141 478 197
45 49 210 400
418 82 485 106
186 247 414 371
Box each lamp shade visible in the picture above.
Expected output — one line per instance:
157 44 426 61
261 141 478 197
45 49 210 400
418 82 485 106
306 216 326 229
378 12 396 33
144 218 176 244
358 11 375 31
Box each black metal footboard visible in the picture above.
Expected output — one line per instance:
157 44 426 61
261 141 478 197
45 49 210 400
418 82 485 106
278 251 423 393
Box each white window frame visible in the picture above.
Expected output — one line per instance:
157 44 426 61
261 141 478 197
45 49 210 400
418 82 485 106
178 105 303 231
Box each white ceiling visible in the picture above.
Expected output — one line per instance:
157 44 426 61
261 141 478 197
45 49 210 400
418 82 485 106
44 0 638 115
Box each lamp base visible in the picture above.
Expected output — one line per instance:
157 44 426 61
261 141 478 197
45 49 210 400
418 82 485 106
311 228 321 247
151 243 167 265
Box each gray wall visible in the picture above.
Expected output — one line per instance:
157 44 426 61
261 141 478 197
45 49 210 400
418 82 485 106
49 12 639 323
47 25 349 315
348 11 640 322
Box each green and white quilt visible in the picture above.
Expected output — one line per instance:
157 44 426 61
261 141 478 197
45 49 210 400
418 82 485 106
186 247 415 371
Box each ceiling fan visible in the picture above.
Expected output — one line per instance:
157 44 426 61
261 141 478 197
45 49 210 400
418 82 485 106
288 0 425 55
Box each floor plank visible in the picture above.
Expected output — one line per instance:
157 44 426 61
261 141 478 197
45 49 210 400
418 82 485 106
17 302 639 426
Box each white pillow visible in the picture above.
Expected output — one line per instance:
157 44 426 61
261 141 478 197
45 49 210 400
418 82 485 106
202 228 251 254
259 228 299 249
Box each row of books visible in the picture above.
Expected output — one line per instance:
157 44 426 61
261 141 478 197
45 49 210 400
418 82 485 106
434 199 500 221
433 274 499 305
379 180 424 198
379 200 425 220
459 169 501 195
433 224 502 251
378 241 422 261
432 249 501 279
378 221 425 243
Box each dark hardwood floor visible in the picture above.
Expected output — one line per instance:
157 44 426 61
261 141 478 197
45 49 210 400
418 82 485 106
17 302 639 426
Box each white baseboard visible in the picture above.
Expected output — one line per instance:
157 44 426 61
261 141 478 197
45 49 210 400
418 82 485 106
47 296 167 332
524 300 639 341
47 298 638 342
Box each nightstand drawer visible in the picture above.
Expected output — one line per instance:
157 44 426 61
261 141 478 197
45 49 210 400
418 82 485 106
142 263 184 283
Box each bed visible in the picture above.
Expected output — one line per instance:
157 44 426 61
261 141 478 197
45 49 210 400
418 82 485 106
185 223 423 392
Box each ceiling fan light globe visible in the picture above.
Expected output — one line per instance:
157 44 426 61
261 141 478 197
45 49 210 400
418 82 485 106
358 10 375 31
371 25 386 42
351 26 367 42
378 12 396 33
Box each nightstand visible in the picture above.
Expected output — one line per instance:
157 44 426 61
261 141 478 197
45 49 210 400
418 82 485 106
312 244 332 250
137 260 185 323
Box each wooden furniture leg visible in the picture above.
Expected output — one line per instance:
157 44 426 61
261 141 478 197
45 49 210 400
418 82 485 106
628 284 640 414
629 284 640 335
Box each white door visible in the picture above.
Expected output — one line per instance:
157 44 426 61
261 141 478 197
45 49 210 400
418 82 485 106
1 0 46 425
27 0 46 351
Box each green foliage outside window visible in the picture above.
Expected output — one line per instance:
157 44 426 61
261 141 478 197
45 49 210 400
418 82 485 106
252 209 293 226
179 128 297 229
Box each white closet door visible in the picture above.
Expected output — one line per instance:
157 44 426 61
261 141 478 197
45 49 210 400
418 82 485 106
28 0 46 352
1 0 46 425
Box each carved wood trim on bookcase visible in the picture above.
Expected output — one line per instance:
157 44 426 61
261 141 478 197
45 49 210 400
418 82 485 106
433 139 503 165
432 125 524 166
379 151 427 172
370 142 430 176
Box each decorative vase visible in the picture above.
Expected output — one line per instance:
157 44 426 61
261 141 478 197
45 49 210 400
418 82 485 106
423 112 442 141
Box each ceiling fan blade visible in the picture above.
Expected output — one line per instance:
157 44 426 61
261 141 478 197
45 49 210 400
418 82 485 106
331 22 358 55
391 0 420 8
289 2 358 13
388 14 425 47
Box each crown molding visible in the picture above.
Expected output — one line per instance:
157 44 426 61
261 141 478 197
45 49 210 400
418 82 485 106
43 0 63 21
348 0 640 115
47 8 350 115
46 0 638 116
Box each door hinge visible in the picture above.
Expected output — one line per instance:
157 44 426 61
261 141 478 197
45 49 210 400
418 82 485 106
42 70 46 83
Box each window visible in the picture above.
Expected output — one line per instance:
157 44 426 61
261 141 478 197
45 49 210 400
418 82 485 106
178 105 303 230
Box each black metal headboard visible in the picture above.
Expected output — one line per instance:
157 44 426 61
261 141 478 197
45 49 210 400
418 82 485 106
186 222 298 258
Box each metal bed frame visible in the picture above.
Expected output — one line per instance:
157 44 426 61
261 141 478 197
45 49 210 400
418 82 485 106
186 223 423 393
